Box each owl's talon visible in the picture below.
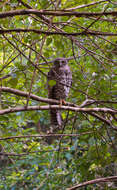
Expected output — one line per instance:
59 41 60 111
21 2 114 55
60 99 66 106
62 99 66 105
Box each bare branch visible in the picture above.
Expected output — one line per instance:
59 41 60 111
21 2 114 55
0 105 116 115
67 176 117 190
0 86 75 106
0 9 117 19
66 0 108 11
0 28 117 36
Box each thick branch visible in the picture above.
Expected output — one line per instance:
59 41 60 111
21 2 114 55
0 86 75 106
0 105 116 115
0 9 117 19
67 176 117 190
0 28 117 36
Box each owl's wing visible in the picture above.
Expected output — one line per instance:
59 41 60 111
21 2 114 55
47 68 62 126
47 68 55 99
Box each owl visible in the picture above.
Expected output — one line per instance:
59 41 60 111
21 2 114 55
47 58 72 127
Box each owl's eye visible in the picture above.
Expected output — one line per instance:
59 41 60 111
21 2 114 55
54 60 59 64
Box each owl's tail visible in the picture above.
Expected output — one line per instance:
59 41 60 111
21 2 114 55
50 109 62 127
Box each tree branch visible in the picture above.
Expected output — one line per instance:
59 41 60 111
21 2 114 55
0 86 75 106
0 28 117 36
66 0 107 11
0 133 91 141
0 105 116 115
0 9 117 19
67 176 117 190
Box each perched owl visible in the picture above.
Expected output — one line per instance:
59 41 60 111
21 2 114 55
47 58 72 127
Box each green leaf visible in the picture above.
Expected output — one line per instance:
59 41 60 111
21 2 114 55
46 38 52 46
48 80 56 86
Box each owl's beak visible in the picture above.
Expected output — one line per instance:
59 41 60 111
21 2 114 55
59 62 62 66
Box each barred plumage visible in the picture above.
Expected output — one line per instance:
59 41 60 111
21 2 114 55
47 58 72 127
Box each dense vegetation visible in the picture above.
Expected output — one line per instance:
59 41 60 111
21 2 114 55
0 0 117 189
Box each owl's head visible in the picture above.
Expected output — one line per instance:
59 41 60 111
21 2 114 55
54 58 68 67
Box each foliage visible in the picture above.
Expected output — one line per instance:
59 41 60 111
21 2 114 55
0 0 117 189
